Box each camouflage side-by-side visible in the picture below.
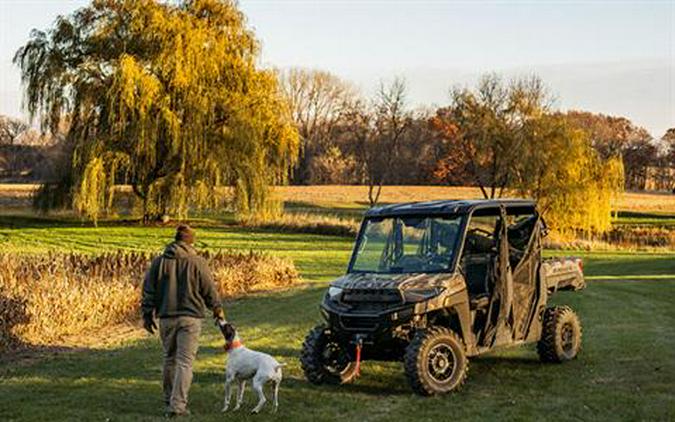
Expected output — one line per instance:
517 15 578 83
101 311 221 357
301 199 585 395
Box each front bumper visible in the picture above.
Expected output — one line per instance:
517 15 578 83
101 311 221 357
321 298 414 344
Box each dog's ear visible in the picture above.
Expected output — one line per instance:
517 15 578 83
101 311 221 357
221 323 236 342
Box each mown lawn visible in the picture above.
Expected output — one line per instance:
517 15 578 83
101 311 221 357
0 218 674 421
1 280 673 420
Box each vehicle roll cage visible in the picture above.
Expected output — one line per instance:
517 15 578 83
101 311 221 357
348 200 539 275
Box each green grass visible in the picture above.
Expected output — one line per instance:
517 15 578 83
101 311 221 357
1 282 674 421
1 217 674 420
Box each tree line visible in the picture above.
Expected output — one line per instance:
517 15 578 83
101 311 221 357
7 0 674 233
280 68 674 195
280 70 645 233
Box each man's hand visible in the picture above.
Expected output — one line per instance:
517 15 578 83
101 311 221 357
143 313 157 335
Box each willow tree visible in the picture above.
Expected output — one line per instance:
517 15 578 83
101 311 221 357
15 0 298 222
512 114 624 235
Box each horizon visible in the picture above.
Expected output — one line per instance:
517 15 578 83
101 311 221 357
0 0 673 136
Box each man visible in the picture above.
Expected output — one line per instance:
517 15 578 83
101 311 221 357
142 224 226 417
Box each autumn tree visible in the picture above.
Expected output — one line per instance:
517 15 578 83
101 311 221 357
432 74 549 198
621 138 658 189
387 111 438 184
15 0 298 223
658 128 675 191
278 68 354 184
561 111 655 190
562 111 651 159
663 128 675 148
512 114 623 234
307 146 357 184
432 74 623 234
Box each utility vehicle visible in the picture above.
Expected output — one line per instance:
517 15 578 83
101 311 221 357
300 199 585 395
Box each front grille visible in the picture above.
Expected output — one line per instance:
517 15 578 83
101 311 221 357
339 315 380 331
342 289 402 303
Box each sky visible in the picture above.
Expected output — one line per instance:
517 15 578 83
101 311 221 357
0 0 673 136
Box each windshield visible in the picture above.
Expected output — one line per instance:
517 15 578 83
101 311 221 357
350 215 463 274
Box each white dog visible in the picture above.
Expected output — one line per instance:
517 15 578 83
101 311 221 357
219 322 284 414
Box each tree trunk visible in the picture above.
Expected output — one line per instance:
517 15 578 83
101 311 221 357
132 182 154 224
368 183 383 207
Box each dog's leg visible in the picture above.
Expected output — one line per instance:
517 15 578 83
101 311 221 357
250 378 267 414
233 379 246 411
272 379 280 413
222 374 235 412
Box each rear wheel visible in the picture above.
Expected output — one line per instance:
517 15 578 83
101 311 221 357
404 327 468 396
300 325 359 384
537 306 582 363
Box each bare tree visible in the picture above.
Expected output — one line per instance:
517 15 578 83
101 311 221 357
0 116 29 145
663 128 675 191
367 78 411 205
562 111 652 160
336 78 411 206
278 68 356 183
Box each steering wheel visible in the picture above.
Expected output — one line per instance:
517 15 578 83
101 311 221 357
466 227 496 253
467 227 493 237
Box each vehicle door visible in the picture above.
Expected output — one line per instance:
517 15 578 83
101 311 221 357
460 206 511 347
505 207 543 341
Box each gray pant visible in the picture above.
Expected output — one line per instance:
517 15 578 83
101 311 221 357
160 316 202 413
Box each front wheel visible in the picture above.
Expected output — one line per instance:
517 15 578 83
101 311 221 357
404 327 468 396
300 325 359 385
537 306 582 363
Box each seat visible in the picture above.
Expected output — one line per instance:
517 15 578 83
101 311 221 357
463 254 491 296
463 254 493 310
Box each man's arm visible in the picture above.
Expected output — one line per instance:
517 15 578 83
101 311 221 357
198 258 224 320
141 258 160 317
141 258 160 334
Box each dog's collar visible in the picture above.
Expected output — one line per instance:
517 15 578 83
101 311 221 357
225 339 243 352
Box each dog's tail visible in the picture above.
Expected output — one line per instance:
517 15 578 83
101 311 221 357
275 363 286 372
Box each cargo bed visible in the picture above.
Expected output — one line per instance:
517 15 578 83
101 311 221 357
541 257 586 291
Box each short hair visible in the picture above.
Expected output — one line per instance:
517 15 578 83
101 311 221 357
175 224 195 244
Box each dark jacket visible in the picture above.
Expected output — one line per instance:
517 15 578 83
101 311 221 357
141 241 221 319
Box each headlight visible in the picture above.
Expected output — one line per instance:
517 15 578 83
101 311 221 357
327 286 343 300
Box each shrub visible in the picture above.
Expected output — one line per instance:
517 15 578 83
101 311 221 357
602 226 675 248
544 226 675 250
0 250 300 351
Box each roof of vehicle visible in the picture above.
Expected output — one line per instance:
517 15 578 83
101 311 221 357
364 198 536 217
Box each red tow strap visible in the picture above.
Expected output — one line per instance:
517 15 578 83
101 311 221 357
354 340 362 377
